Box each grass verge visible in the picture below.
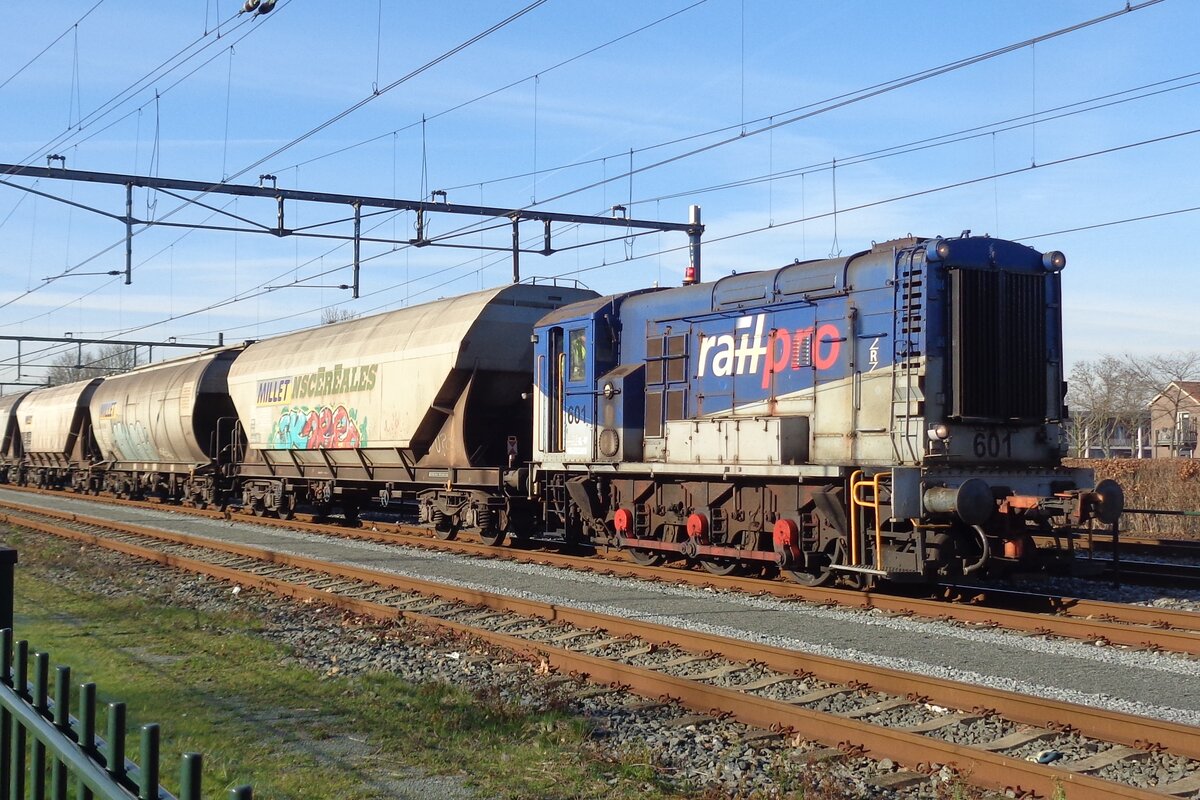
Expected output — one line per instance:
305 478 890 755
2 528 686 800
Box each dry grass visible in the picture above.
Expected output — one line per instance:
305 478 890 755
1065 458 1200 537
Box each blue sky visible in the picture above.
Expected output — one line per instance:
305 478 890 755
0 0 1195 384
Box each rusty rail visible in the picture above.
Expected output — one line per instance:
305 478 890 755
3 489 1200 653
2 501 1199 792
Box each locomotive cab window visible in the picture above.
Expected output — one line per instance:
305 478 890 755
568 328 587 383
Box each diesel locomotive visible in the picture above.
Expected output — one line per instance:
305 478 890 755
0 233 1122 586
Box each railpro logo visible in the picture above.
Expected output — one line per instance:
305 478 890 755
695 314 842 388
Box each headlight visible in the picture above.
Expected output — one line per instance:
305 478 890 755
1042 251 1066 272
926 240 951 261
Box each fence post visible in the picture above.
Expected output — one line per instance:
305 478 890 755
106 703 126 783
9 641 27 800
0 549 15 635
0 550 12 800
77 683 95 800
30 652 48 798
52 666 70 800
180 753 202 800
0 628 10 800
138 724 159 800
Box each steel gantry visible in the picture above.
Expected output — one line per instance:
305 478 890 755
0 162 704 295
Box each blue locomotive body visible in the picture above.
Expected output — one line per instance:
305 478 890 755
530 235 1120 584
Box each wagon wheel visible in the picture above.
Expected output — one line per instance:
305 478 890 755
621 521 667 566
698 537 746 576
625 547 664 567
430 509 457 541
786 537 846 587
279 493 297 521
478 527 507 547
699 557 742 576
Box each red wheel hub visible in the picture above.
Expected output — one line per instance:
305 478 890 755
773 518 799 549
686 513 709 541
613 508 634 533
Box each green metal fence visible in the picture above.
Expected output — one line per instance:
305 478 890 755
0 547 252 799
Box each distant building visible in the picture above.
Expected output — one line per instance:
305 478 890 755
1072 412 1151 459
1149 381 1200 458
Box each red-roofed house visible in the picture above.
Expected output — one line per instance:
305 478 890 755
1150 381 1200 458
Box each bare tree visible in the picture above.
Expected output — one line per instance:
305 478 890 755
1066 356 1155 457
320 307 358 325
44 343 141 386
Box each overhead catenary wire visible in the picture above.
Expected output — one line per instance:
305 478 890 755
0 0 551 315
279 0 711 174
225 0 550 188
545 126 1200 280
13 4 265 169
94 116 1200 348
0 0 106 93
45 99 1200 351
310 0 1167 257
0 0 1179 370
4 0 1154 315
434 0 1165 198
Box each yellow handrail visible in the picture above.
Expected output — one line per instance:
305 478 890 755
848 470 862 566
849 471 887 571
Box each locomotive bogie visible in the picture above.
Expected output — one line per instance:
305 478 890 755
417 488 513 545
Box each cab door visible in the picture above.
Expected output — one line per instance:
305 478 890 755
561 324 595 458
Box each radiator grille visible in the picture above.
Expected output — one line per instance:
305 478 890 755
950 269 1046 421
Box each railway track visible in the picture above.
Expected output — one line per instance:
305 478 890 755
1096 557 1200 590
3 500 1200 799
3 486 1200 657
1074 534 1200 559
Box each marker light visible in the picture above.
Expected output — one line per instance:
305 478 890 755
1042 251 1066 272
926 240 951 262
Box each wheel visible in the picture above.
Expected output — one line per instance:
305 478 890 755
698 529 749 576
479 527 506 547
429 508 456 540
699 558 742 576
280 494 297 521
786 537 846 587
625 547 664 566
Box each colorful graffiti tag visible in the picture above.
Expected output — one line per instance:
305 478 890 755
268 404 368 449
110 420 159 461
